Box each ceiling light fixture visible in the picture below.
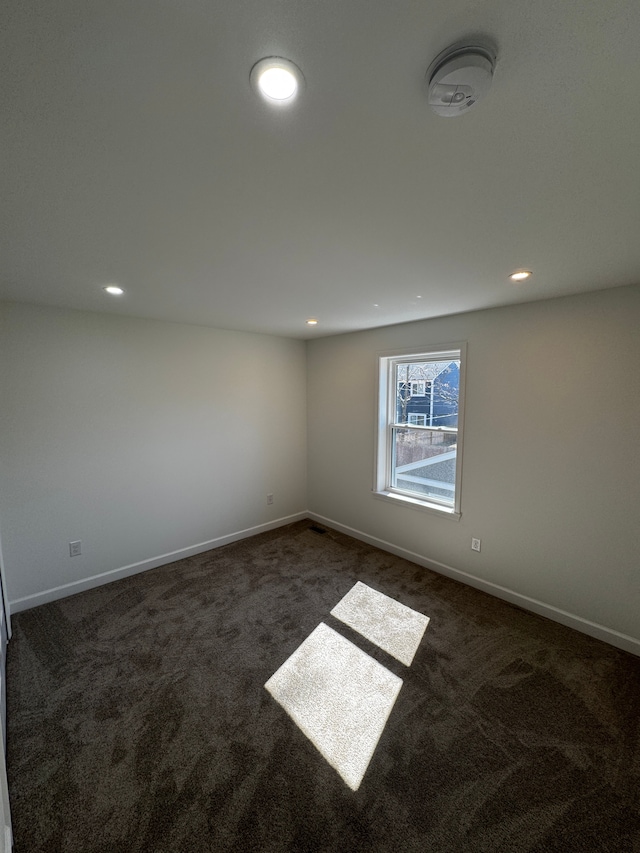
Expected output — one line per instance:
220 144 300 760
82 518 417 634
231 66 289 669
250 57 304 105
509 270 533 282
103 285 124 296
306 318 318 326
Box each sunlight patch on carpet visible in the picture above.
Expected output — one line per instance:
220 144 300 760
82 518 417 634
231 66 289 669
265 622 403 791
331 581 429 665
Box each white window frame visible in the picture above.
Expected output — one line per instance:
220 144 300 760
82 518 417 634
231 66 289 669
407 413 428 426
374 343 466 519
410 380 427 397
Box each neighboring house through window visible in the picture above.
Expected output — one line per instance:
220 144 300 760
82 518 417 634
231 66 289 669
375 345 466 518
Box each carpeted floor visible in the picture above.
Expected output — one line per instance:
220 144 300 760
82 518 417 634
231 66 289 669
6 520 640 852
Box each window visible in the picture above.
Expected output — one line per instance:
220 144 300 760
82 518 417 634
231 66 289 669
408 413 428 426
375 345 465 517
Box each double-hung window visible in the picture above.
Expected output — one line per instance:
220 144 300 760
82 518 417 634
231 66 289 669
375 344 466 518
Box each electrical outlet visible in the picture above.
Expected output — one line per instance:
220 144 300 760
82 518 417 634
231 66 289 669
471 538 481 552
266 493 274 505
69 540 82 557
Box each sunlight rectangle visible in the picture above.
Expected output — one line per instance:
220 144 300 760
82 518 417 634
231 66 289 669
331 581 429 665
265 622 402 791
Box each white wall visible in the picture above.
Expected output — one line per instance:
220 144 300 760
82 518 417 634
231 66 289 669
0 303 307 608
307 285 640 652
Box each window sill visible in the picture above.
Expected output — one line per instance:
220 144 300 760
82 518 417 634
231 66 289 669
372 489 461 520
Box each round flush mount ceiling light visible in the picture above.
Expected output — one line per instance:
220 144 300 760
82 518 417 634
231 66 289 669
306 318 318 326
250 57 304 105
103 285 124 296
509 270 533 282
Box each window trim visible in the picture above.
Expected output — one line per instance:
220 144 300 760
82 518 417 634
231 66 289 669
374 343 466 519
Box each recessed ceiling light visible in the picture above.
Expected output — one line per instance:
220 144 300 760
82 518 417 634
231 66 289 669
509 270 533 282
250 57 304 105
306 318 318 326
103 285 124 296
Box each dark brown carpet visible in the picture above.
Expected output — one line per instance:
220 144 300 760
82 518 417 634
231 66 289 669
6 520 640 852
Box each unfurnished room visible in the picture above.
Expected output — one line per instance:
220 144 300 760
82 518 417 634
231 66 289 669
0 0 639 851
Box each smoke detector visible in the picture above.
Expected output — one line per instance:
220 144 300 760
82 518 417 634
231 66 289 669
426 43 496 117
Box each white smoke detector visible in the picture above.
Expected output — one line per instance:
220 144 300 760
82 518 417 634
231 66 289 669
427 44 496 117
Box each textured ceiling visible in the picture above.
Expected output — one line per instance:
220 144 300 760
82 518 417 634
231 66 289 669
1 0 639 338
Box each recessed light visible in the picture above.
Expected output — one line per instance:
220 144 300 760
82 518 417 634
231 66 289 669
250 57 304 105
103 285 124 296
509 270 532 282
306 318 318 326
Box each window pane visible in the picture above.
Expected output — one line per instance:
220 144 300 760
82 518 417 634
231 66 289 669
392 427 457 506
378 347 464 515
395 360 460 427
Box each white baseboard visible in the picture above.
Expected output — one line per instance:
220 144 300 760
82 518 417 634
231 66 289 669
308 512 640 658
9 512 308 613
10 509 639 658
